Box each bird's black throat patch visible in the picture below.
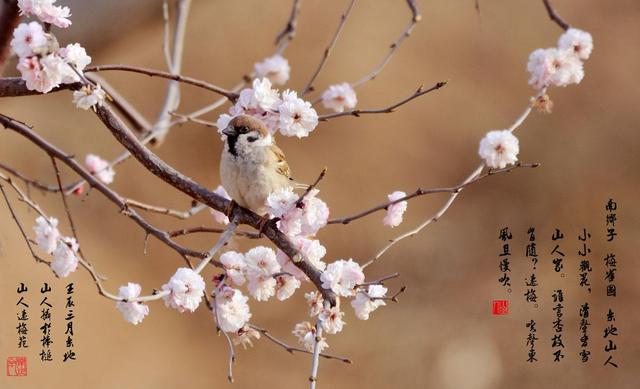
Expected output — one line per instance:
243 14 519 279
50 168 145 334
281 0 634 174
227 134 239 157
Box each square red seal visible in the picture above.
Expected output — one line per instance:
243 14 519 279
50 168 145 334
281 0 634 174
6 356 27 377
492 300 509 315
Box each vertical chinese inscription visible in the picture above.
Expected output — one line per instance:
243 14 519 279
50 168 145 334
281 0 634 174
16 283 29 349
63 283 76 362
603 199 619 368
39 283 53 362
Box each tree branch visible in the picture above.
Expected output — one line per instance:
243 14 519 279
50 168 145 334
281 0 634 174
542 0 570 31
301 0 357 95
319 81 446 121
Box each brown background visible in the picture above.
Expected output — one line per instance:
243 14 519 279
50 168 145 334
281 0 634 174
1 0 638 388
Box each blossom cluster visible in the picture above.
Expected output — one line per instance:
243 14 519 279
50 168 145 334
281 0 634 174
11 1 105 109
33 216 79 278
84 154 116 185
527 28 593 90
216 78 319 138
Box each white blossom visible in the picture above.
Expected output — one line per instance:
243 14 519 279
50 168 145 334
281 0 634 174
254 54 290 85
161 268 206 313
238 78 281 112
73 84 106 110
275 274 301 301
304 291 324 317
320 259 365 297
244 246 281 301
557 28 593 60
319 306 345 334
275 237 327 281
84 154 115 184
278 90 318 138
527 48 584 89
116 282 149 325
383 191 408 228
10 22 48 58
51 236 78 278
215 285 252 333
351 285 387 320
220 251 246 286
266 188 329 238
17 54 65 93
321 82 357 112
232 326 261 349
18 0 72 29
292 321 328 353
478 130 520 169
33 215 60 254
59 43 91 72
210 185 231 224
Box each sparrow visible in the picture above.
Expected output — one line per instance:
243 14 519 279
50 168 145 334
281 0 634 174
220 115 293 216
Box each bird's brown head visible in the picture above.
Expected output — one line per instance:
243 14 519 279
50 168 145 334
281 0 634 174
222 115 273 157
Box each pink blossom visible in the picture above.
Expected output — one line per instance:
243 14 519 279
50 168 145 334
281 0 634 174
254 54 290 85
558 28 593 60
220 251 246 286
84 154 115 185
33 215 59 254
275 274 301 301
278 90 318 138
321 82 357 112
320 259 365 297
319 306 345 334
215 285 252 333
51 236 78 278
351 285 387 320
116 282 149 325
244 246 281 301
161 268 206 312
383 191 408 228
292 321 328 352
210 185 231 224
10 22 48 58
18 0 72 29
304 291 324 317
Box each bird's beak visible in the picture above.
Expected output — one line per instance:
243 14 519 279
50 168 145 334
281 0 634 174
222 126 235 137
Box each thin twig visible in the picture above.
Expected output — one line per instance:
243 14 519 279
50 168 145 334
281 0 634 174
352 0 422 87
328 163 539 225
168 226 261 239
275 0 303 53
250 325 351 363
84 64 239 102
151 0 192 144
542 0 570 31
124 198 206 220
301 0 357 95
309 304 326 388
213 289 236 383
356 272 400 287
296 168 327 208
319 81 447 121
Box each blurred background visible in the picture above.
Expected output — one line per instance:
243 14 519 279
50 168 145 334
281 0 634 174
1 0 638 388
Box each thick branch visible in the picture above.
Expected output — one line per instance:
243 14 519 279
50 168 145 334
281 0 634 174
0 113 207 261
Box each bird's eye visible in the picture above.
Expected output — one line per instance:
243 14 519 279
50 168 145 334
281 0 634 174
239 126 249 134
247 135 259 142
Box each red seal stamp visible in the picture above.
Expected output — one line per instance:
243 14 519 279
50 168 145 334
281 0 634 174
492 300 509 315
6 356 27 377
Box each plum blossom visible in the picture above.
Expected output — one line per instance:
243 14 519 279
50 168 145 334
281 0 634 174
116 282 149 325
276 237 327 281
304 291 324 317
527 47 584 89
478 130 520 169
161 268 206 312
17 55 65 93
232 326 261 349
59 43 91 73
321 82 357 113
220 251 246 286
33 215 60 254
558 28 593 60
215 285 252 333
73 84 106 110
266 188 329 238
319 306 345 334
84 154 115 185
244 246 281 301
10 22 48 58
238 77 281 112
210 185 231 224
320 259 365 297
51 236 78 278
18 0 72 29
275 274 301 301
383 191 408 228
278 90 319 138
292 321 328 352
254 54 290 85
351 285 387 320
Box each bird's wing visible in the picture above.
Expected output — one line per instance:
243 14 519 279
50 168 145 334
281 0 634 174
270 144 292 179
